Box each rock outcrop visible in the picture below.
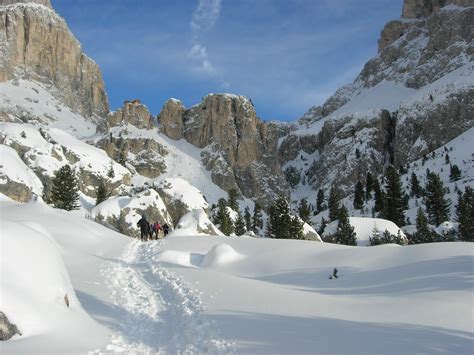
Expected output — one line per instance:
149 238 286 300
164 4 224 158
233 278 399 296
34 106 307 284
291 1 473 195
0 311 22 340
0 1 108 119
158 94 291 207
106 100 154 130
402 0 474 18
159 99 185 140
96 100 168 178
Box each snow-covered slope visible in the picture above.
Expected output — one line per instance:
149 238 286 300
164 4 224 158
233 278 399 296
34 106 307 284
2 198 472 354
0 79 97 138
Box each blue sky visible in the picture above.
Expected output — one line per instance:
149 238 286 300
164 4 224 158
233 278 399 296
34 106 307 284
52 0 402 121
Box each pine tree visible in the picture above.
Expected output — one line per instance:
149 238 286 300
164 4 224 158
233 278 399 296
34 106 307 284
369 225 382 245
365 172 374 200
118 148 127 166
449 164 461 182
228 188 239 211
316 189 325 214
353 180 364 210
214 198 234 236
95 178 111 205
456 186 474 242
328 186 342 222
318 217 327 235
234 211 246 236
373 178 385 217
50 164 80 211
298 198 311 224
333 205 357 246
384 166 406 226
425 172 451 226
411 207 439 244
252 202 263 232
289 216 304 240
107 162 115 179
410 172 423 198
266 199 306 240
267 196 292 239
244 206 252 231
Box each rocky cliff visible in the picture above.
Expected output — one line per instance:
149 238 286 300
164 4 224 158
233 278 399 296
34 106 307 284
285 0 473 197
0 0 108 119
158 94 291 207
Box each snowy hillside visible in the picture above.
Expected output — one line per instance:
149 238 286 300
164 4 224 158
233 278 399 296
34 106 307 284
1 198 473 354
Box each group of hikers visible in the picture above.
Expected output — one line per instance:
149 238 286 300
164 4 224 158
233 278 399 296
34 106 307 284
136 215 170 242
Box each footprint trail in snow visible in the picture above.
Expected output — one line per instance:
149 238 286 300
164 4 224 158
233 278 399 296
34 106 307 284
92 239 233 354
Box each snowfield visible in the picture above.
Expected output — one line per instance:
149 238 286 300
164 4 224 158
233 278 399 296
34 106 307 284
1 198 473 354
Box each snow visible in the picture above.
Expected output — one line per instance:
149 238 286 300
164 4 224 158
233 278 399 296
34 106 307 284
330 80 416 118
323 217 407 246
0 202 114 354
172 209 223 236
200 243 245 267
2 199 473 354
158 177 209 211
0 80 97 139
0 145 43 195
91 188 173 229
0 122 130 184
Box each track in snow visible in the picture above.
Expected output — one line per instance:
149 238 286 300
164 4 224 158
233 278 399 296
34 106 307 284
92 239 233 354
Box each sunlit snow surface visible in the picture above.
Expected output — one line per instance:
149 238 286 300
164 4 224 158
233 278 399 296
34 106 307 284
1 198 473 354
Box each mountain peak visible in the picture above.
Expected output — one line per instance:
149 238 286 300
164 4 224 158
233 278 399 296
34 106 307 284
0 0 52 9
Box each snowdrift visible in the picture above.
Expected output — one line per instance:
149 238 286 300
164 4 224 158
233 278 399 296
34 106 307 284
323 217 407 246
0 218 108 354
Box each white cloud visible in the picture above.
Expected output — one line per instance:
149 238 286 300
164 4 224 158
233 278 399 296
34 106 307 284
188 0 223 78
190 0 222 36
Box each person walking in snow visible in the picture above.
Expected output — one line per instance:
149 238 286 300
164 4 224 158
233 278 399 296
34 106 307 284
137 215 150 242
154 221 162 239
148 222 154 241
162 223 170 237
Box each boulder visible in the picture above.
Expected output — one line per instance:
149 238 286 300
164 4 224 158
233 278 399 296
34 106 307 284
0 311 21 340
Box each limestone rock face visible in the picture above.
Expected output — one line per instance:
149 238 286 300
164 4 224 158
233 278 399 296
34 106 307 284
402 0 474 18
305 4 473 120
290 3 473 197
158 99 185 140
97 133 168 179
0 2 108 119
159 94 290 207
106 100 154 130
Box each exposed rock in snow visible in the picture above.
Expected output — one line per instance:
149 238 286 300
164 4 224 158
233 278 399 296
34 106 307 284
91 188 173 237
0 311 22 340
0 144 43 201
0 122 131 199
105 100 155 131
159 93 291 208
